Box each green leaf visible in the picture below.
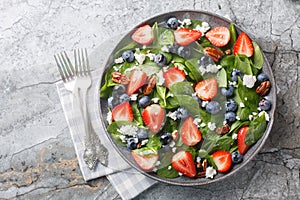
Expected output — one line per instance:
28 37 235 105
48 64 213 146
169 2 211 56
172 54 186 63
162 118 178 133
185 59 203 82
216 68 227 87
229 23 237 48
252 42 264 70
137 62 160 76
220 55 235 67
107 121 138 134
100 67 117 98
160 52 173 64
156 85 167 106
175 95 200 117
114 41 137 58
229 120 251 134
214 135 235 152
237 78 260 110
170 82 194 96
133 147 157 156
184 19 202 29
157 166 179 178
158 28 174 46
131 102 143 125
198 149 209 158
245 113 267 146
234 55 253 75
146 134 162 150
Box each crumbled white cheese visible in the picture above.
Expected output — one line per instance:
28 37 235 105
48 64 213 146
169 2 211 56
161 45 169 52
228 81 238 87
124 65 139 74
193 118 201 127
259 111 270 121
200 122 206 127
134 53 146 65
169 140 176 148
107 111 112 124
119 135 126 143
223 120 228 125
141 139 149 146
205 166 217 179
236 116 241 121
168 166 172 170
146 52 155 61
257 107 262 111
199 65 206 75
142 45 147 49
249 114 254 121
232 133 238 140
151 97 160 103
155 70 165 85
208 122 216 131
240 102 245 108
112 66 119 71
202 101 209 107
196 156 201 163
167 111 177 121
199 64 222 75
194 22 210 35
114 57 124 64
130 93 138 101
152 167 158 172
243 75 257 88
172 147 177 153
178 172 183 176
117 125 138 136
252 112 258 116
168 93 174 97
244 97 248 101
155 161 161 167
179 18 192 26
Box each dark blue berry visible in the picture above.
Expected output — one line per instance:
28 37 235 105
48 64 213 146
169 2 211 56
221 86 234 97
231 69 242 82
137 129 148 141
259 98 271 111
225 112 236 123
206 101 221 114
112 85 126 97
160 132 173 145
154 54 167 67
119 93 130 103
193 95 202 106
199 55 214 67
225 99 238 112
177 46 191 59
167 44 178 54
232 151 243 164
126 137 139 150
138 96 151 108
167 17 179 30
122 50 134 62
108 96 119 109
257 73 269 83
176 107 188 120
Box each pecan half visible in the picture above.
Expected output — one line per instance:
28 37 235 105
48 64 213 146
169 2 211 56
112 72 129 84
196 171 206 178
203 47 223 62
216 124 230 135
143 76 156 94
202 159 208 171
225 49 231 55
256 81 271 96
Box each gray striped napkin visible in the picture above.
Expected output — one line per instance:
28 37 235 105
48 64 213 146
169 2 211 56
55 36 157 200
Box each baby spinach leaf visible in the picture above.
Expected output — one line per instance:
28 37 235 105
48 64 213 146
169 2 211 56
157 166 179 178
220 55 235 67
175 95 200 117
172 54 186 63
229 120 251 134
229 23 237 48
100 67 117 98
131 102 143 125
185 58 203 82
216 68 227 88
234 55 253 75
133 147 158 156
252 42 264 70
137 62 160 76
184 19 202 29
156 85 167 106
146 135 162 150
158 28 174 47
170 82 194 96
245 113 267 146
114 41 137 58
214 135 235 152
198 149 209 158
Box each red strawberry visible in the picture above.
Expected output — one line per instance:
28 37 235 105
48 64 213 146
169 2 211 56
174 28 202 46
131 24 154 45
163 67 186 88
237 126 250 155
233 32 254 57
131 151 159 171
112 102 133 122
126 70 147 95
180 117 202 146
195 78 218 101
205 26 230 47
142 104 165 134
212 150 232 173
172 151 196 178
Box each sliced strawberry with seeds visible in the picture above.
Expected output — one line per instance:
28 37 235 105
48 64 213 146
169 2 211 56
237 126 250 155
126 70 147 95
174 28 202 46
163 67 186 88
112 102 133 122
131 151 159 171
131 24 154 45
212 150 232 173
180 117 202 146
234 32 254 57
195 78 218 101
142 104 165 134
172 151 196 178
205 26 230 47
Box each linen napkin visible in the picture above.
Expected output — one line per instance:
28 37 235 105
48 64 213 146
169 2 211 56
56 36 157 199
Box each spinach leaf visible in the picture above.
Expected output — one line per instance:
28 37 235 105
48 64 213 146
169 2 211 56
131 102 143 125
100 67 117 98
170 82 194 96
133 147 157 156
158 28 174 46
137 62 160 76
114 41 137 58
175 95 200 117
216 68 227 88
146 134 162 150
229 23 237 48
245 113 267 146
185 19 202 29
198 149 209 158
157 166 179 178
234 55 253 75
252 42 264 70
172 54 185 63
156 85 167 106
185 58 203 82
229 120 251 134
214 135 235 152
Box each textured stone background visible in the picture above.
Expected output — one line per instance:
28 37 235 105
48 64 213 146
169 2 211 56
0 0 300 199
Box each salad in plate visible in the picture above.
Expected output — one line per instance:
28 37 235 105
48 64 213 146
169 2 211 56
100 16 272 179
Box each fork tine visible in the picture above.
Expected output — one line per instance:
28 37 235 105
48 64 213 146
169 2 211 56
74 49 79 76
63 51 75 75
57 53 71 81
84 48 90 75
80 48 87 74
60 51 74 78
54 54 66 82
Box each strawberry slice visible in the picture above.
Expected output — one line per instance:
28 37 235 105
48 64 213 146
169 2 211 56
205 26 230 47
131 24 154 45
180 117 202 146
112 102 133 122
195 78 218 101
131 151 159 171
237 126 250 155
212 150 232 173
163 67 186 88
174 28 202 46
142 104 165 134
233 32 254 57
126 70 147 95
172 151 196 178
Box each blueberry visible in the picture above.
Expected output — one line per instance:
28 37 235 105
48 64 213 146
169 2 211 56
138 96 151 108
221 86 234 97
257 73 269 83
154 54 167 67
232 151 243 164
108 96 119 109
259 98 271 111
137 129 148 141
225 99 238 112
176 107 188 120
119 93 130 103
167 17 179 30
126 137 139 150
167 44 178 54
225 112 236 123
231 69 242 82
122 50 134 62
112 85 126 97
177 46 191 59
206 101 221 114
160 132 173 145
199 55 214 67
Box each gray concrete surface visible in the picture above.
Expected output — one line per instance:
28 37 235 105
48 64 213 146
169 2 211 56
0 0 300 199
